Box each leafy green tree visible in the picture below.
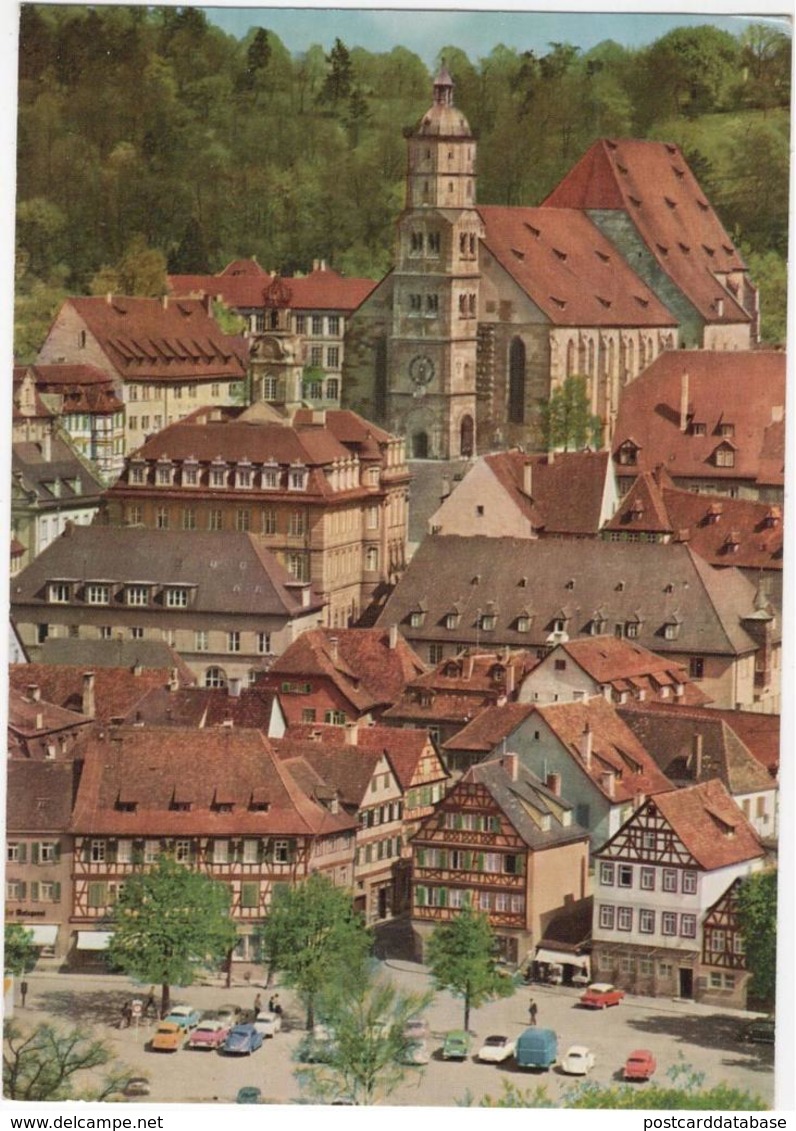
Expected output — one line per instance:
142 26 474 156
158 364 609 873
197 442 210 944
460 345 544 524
736 869 777 1008
167 217 211 274
3 924 38 976
297 979 434 1105
742 247 787 346
3 1022 138 1102
321 38 354 108
470 1058 767 1109
107 855 237 1018
425 906 514 1032
540 375 602 451
257 873 372 1030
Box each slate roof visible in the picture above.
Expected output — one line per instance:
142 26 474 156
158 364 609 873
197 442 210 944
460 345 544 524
265 628 425 714
9 663 177 725
69 726 355 837
273 738 389 809
413 649 539 693
612 351 786 487
377 536 767 658
542 138 750 325
169 264 377 313
604 470 784 570
53 296 248 382
477 205 676 328
638 780 764 870
12 525 317 619
8 686 92 758
119 685 281 730
12 435 106 503
36 638 194 681
482 450 612 535
406 459 473 546
459 759 589 851
7 760 79 831
616 705 774 796
535 696 673 803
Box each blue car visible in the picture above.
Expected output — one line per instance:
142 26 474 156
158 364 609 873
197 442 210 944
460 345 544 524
223 1023 264 1055
164 1005 202 1030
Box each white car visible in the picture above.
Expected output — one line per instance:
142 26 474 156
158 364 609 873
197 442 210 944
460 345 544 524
477 1034 516 1063
253 1010 283 1037
561 1045 595 1075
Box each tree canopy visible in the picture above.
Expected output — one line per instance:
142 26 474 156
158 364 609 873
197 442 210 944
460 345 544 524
3 1022 137 1102
3 924 38 975
735 869 778 1008
107 855 237 1017
425 906 515 1031
540 375 603 451
257 872 372 1030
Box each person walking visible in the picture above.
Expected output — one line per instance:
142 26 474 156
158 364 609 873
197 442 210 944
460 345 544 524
19 979 28 1008
253 992 262 1015
529 998 538 1026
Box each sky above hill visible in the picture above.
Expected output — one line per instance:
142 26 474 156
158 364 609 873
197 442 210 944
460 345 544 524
204 3 791 65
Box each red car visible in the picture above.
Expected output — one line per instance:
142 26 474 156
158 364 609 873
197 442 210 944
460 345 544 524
579 982 625 1009
187 1020 230 1050
624 1049 657 1081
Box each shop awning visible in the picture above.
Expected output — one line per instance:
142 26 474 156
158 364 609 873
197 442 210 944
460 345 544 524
76 930 113 951
534 947 586 967
29 924 59 946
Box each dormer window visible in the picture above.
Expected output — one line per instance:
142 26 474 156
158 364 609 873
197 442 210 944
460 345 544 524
86 583 111 605
764 507 782 528
625 615 642 639
591 616 606 635
409 607 426 628
663 612 682 641
479 613 497 631
516 614 531 633
165 586 189 608
210 461 227 488
156 460 174 486
719 422 735 438
130 462 147 485
182 460 199 487
126 585 150 607
617 441 638 466
723 531 740 553
262 462 280 489
289 463 308 491
714 443 736 468
691 422 706 436
236 462 253 489
48 581 71 604
444 612 460 630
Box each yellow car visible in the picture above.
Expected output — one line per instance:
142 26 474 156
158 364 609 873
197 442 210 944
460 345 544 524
150 1021 183 1052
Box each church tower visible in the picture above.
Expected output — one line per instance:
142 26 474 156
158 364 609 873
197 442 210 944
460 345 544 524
385 66 482 459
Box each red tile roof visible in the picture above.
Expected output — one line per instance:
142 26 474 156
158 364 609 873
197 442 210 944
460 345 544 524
551 636 709 705
273 737 388 808
477 204 676 328
70 726 355 836
613 351 785 487
535 696 673 803
9 664 176 725
285 721 447 792
60 296 247 382
22 363 124 414
605 471 784 569
442 702 535 753
542 139 750 324
169 264 377 314
644 780 764 870
482 450 612 535
7 761 78 831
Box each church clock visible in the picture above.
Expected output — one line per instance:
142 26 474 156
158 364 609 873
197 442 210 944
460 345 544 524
409 354 435 387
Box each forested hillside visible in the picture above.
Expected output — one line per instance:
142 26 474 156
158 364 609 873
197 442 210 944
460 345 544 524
14 5 790 359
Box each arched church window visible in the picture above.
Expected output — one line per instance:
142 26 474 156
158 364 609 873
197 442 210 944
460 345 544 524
509 338 526 424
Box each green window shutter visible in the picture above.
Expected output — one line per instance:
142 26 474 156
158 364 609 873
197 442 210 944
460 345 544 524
477 853 485 871
31 842 39 865
53 882 61 902
30 881 40 902
107 841 117 863
53 841 61 863
416 849 425 867
19 882 27 899
439 887 447 907
19 844 27 864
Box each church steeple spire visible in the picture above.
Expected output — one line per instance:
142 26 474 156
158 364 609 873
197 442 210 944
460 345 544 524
433 61 455 107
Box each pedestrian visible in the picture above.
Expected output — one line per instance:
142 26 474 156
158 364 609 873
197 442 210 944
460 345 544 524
19 979 28 1008
529 998 538 1026
120 1000 132 1029
253 992 262 1015
268 993 282 1016
144 989 157 1020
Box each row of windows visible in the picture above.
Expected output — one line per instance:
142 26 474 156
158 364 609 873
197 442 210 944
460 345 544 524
84 878 266 910
405 783 445 810
83 838 294 866
410 609 687 646
441 812 502 833
360 801 403 828
355 837 402 866
6 880 61 902
416 847 523 875
618 441 736 469
599 862 698 894
64 413 124 432
127 382 238 402
48 581 195 609
598 904 697 937
7 841 60 864
306 347 341 371
130 462 310 492
415 885 524 913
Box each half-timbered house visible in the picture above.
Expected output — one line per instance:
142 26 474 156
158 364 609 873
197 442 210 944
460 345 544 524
410 753 590 965
67 726 356 964
591 779 765 1004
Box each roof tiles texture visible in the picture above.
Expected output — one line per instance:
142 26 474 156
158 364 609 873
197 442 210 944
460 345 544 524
483 450 612 535
9 663 174 725
169 265 377 313
644 780 764 870
7 761 78 831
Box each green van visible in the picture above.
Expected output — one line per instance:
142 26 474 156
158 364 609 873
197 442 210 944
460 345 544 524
515 1027 557 1069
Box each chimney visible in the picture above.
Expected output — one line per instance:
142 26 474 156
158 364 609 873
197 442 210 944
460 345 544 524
41 431 52 462
162 294 168 310
169 667 179 691
692 732 703 779
523 460 533 497
132 660 142 677
35 712 43 730
501 752 519 781
506 662 516 697
546 771 561 797
106 292 113 305
680 370 690 432
547 449 555 465
228 676 242 698
329 636 339 662
313 259 319 271
579 723 593 769
716 297 724 318
82 671 96 719
389 623 399 650
27 684 41 702
345 721 359 746
329 795 339 815
600 770 616 798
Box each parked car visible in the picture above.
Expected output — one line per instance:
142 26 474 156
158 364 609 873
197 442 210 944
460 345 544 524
442 1030 471 1060
515 1027 557 1070
164 1005 202 1030
561 1045 595 1075
740 1017 776 1045
253 1010 282 1038
477 1035 516 1064
579 983 625 1009
223 1023 264 1056
215 1005 239 1025
236 1087 262 1104
122 1077 150 1097
624 1049 657 1081
150 1022 183 1052
187 1020 230 1050
403 1016 430 1042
